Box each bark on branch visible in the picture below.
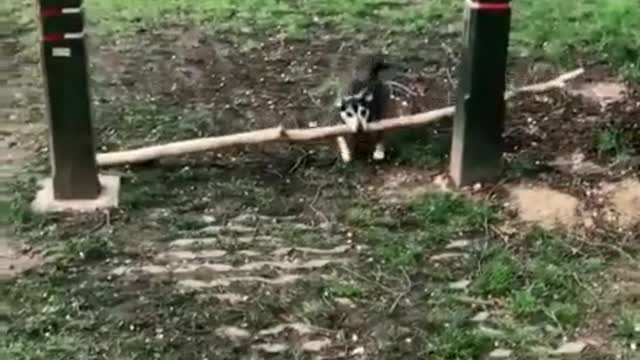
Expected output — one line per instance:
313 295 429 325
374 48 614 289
97 68 585 167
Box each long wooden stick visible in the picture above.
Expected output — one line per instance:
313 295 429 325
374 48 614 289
97 68 584 167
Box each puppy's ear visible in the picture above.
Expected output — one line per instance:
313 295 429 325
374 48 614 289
364 92 374 102
334 88 345 108
354 88 367 99
334 97 343 108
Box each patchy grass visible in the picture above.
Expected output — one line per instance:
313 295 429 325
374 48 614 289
322 280 368 300
596 127 634 161
4 0 640 359
86 0 458 38
430 327 493 359
391 129 451 168
4 170 637 359
614 309 640 345
339 195 627 358
9 0 640 80
80 0 640 79
505 230 604 329
466 229 609 353
511 0 640 79
0 198 11 227
475 248 520 297
358 193 494 272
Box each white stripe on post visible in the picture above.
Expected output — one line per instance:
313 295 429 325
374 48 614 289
64 31 85 39
62 7 83 14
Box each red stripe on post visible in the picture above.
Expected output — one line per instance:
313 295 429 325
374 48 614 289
41 8 63 17
43 33 64 42
467 0 510 11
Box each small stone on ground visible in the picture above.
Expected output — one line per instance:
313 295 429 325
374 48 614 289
448 279 471 290
446 239 472 249
489 348 513 359
550 341 587 355
471 311 490 322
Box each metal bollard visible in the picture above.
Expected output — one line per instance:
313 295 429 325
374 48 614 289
449 0 512 187
37 0 101 200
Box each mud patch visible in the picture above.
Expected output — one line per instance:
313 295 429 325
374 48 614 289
507 184 582 229
373 167 447 204
569 81 628 107
605 178 640 227
0 242 42 280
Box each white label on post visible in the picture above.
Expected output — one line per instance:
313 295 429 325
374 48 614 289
52 47 72 57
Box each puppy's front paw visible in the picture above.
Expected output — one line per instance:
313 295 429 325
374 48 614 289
337 136 353 163
372 143 385 161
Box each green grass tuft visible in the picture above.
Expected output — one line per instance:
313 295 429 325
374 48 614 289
476 249 521 296
409 192 495 232
361 193 494 272
596 127 633 160
614 309 640 343
431 327 493 360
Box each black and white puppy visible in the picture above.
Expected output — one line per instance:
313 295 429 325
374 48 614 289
334 55 395 163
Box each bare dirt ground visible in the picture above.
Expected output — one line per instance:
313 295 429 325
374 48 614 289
3 4 640 360
0 12 45 279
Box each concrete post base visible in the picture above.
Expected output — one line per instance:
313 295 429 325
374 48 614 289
31 174 121 213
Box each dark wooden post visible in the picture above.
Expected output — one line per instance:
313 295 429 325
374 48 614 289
449 0 511 187
37 0 101 199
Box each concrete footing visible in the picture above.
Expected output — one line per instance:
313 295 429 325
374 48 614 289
31 174 121 213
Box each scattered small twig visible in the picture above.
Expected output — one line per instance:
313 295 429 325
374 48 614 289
89 209 111 233
287 151 310 174
309 204 329 224
251 218 262 241
571 272 598 299
401 268 412 288
440 41 456 60
452 295 502 307
388 289 410 314
484 177 509 201
542 307 566 333
309 183 326 208
444 67 455 89
305 89 323 108
340 266 397 295
266 168 284 178
387 269 413 314
440 41 458 103
444 68 455 104
489 224 511 245
506 68 585 97
385 80 417 97
589 241 634 261
308 183 329 223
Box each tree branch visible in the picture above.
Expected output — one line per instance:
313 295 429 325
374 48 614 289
96 68 584 167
